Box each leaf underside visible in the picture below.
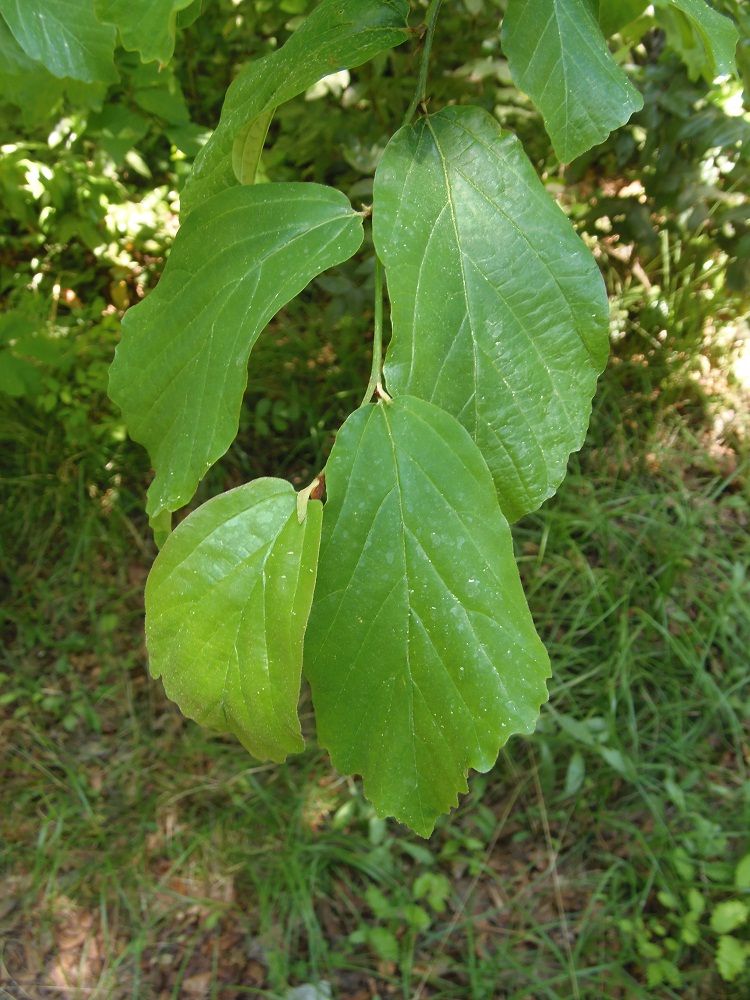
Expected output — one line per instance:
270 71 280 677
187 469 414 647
374 105 610 524
305 396 550 837
502 0 644 161
146 479 322 762
108 182 363 522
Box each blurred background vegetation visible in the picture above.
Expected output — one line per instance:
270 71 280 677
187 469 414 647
1 0 749 997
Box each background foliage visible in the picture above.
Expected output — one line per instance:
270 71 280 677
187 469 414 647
1 0 749 996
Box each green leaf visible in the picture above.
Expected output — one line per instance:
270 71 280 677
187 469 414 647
373 106 609 523
305 396 550 837
232 109 275 186
176 0 202 29
94 0 194 65
180 0 410 218
716 935 750 983
595 0 649 37
0 352 40 397
501 0 644 161
145 479 322 761
0 0 117 83
563 749 586 796
710 900 750 935
653 0 738 82
735 853 750 890
108 183 363 522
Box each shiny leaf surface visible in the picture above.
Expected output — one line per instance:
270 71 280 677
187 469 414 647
305 397 550 836
502 0 643 161
0 0 117 82
373 106 609 522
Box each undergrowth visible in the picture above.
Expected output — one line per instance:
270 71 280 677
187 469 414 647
1 303 749 998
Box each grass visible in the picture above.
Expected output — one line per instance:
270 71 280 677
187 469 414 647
2 268 750 999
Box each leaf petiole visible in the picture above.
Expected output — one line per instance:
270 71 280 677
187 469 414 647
402 0 444 127
360 254 385 407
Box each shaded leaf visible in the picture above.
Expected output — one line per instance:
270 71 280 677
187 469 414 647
108 183 363 521
594 0 649 37
180 0 409 218
653 0 738 82
502 0 643 161
373 106 609 523
94 0 195 66
305 396 550 837
0 0 117 83
146 479 322 761
233 109 275 185
735 853 750 890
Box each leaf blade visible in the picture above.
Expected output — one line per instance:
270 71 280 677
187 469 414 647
180 0 410 218
373 106 609 523
653 0 738 82
0 0 117 83
232 109 275 185
108 183 363 520
146 478 322 761
502 0 643 161
305 397 550 836
94 0 195 66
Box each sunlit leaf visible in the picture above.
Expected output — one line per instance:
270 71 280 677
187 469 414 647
710 901 750 935
305 396 550 837
146 479 322 761
716 935 750 983
373 106 609 522
108 183 363 522
180 0 409 218
0 0 117 83
502 0 643 160
94 0 195 65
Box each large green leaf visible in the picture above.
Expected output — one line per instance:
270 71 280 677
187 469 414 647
653 0 738 82
146 479 322 761
501 0 644 161
108 183 363 521
94 0 195 65
373 106 609 524
180 0 410 219
594 0 649 37
0 0 117 83
305 397 550 837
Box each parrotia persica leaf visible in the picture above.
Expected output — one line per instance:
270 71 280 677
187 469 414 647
502 0 644 161
108 183 363 522
305 396 550 837
146 479 322 762
94 0 195 66
0 0 117 83
373 106 609 524
180 0 409 218
652 0 738 82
